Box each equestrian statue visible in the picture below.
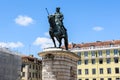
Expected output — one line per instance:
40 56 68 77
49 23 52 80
46 7 68 50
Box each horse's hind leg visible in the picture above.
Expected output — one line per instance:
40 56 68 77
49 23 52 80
64 37 68 50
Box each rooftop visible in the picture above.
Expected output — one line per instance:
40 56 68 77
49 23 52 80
22 55 41 63
0 47 22 56
69 40 120 49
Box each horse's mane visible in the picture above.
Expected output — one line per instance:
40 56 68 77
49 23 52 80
48 15 56 28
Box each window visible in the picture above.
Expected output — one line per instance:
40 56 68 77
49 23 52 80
108 78 112 80
110 43 114 47
90 45 95 49
92 68 96 74
115 67 119 74
39 66 41 70
33 65 34 69
91 51 95 56
21 64 25 71
100 78 104 80
116 78 120 80
98 50 102 56
36 65 38 70
29 64 31 68
22 72 25 77
114 49 118 55
92 59 96 64
107 68 111 74
78 69 82 75
99 59 103 64
35 73 38 78
78 60 81 65
85 69 89 74
85 79 89 80
32 72 34 78
93 79 96 80
39 74 41 78
77 52 81 57
100 68 103 74
84 52 88 57
106 50 110 56
114 58 119 63
34 65 36 70
106 58 111 64
78 79 82 80
22 64 25 67
85 60 88 65
29 72 31 78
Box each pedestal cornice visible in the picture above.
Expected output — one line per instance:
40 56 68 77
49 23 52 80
38 48 79 60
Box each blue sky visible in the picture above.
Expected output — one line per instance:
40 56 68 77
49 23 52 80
0 0 120 57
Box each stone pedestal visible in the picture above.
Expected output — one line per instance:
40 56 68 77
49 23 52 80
38 48 79 80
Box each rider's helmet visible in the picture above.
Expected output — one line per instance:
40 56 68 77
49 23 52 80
56 7 60 12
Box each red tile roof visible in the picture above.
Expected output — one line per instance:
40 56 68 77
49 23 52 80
22 56 41 63
66 40 120 49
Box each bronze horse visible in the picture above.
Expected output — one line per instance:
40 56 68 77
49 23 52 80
48 15 68 50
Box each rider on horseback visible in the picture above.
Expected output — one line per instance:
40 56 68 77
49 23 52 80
54 7 66 37
47 7 68 50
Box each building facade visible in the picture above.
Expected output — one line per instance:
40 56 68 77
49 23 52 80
21 55 42 80
70 40 120 80
0 47 21 80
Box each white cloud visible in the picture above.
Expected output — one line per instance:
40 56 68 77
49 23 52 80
93 26 104 31
33 36 69 49
33 31 70 49
33 37 54 49
0 42 24 48
15 15 34 26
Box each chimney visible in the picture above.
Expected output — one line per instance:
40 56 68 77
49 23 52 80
29 55 34 58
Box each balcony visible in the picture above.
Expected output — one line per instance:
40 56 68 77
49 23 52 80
98 56 103 58
91 56 96 59
114 54 119 57
84 56 89 59
106 55 110 58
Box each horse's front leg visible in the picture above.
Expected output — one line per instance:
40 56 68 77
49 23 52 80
58 38 62 48
52 37 56 47
49 31 56 47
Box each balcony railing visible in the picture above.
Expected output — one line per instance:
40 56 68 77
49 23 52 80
98 56 103 58
84 56 88 59
114 54 119 57
91 56 96 59
106 55 110 58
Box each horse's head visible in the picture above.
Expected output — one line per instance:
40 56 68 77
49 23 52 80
48 15 56 28
48 15 54 20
